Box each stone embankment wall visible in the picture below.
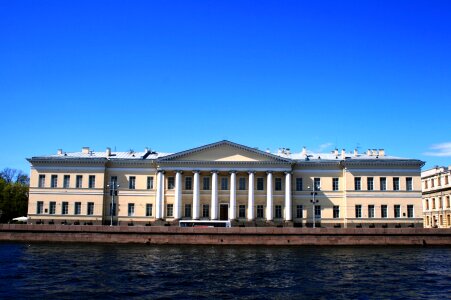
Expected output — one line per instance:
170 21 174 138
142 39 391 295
1 224 450 245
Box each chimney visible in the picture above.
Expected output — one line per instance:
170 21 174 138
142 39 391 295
82 147 90 154
378 149 385 157
106 147 111 156
57 149 63 155
144 147 149 153
367 149 372 156
354 149 358 157
302 147 307 157
341 149 346 159
266 148 270 153
372 149 377 156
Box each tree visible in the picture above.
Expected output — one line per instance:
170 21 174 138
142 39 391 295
0 168 29 223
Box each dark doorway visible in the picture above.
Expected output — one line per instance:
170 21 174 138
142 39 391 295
219 204 229 220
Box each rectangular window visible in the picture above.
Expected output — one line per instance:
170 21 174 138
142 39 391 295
380 177 387 191
202 204 210 218
439 197 442 209
147 176 154 189
51 175 58 188
257 205 264 218
63 175 70 188
62 202 68 215
167 204 173 217
438 176 441 186
333 206 339 218
76 175 83 188
381 205 387 218
296 205 303 218
167 177 175 189
445 175 449 185
89 175 96 189
314 178 321 190
332 178 339 191
367 177 374 191
431 179 435 187
296 178 303 191
239 205 246 218
368 205 375 218
128 203 135 216
49 201 56 214
239 177 246 190
74 202 81 215
406 177 413 191
394 205 401 218
184 204 192 218
275 178 282 191
129 176 136 189
37 201 43 214
146 204 153 216
314 205 321 218
447 196 450 208
38 175 45 188
407 205 414 218
203 177 210 190
110 176 118 186
355 205 362 218
354 177 361 191
221 177 228 190
432 198 436 209
424 180 428 189
185 177 192 190
393 177 400 191
87 202 94 215
275 205 282 219
257 178 264 190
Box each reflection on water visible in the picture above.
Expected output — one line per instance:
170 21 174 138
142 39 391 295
0 242 450 299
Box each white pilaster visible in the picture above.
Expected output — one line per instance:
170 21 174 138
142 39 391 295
193 171 200 220
174 171 182 219
285 172 292 221
156 171 163 219
248 172 254 220
266 171 273 221
211 171 218 220
229 171 236 220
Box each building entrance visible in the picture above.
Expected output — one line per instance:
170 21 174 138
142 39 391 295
219 204 229 220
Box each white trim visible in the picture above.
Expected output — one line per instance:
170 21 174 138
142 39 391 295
29 191 104 196
107 168 157 173
292 169 342 174
159 166 292 172
31 166 106 171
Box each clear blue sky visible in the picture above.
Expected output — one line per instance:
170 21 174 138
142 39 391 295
1 0 450 173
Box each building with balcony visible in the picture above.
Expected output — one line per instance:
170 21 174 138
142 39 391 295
422 166 451 228
27 140 424 227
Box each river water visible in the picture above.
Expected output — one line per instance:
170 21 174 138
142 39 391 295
0 242 450 299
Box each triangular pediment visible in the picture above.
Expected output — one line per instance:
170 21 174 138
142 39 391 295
158 140 291 163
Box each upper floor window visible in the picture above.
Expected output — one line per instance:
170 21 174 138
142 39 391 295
445 175 449 185
424 180 428 189
275 178 282 191
296 178 303 191
380 177 387 191
76 175 83 188
437 176 441 186
406 177 413 191
257 178 264 190
332 178 339 191
38 175 45 188
203 177 210 190
431 179 435 188
393 178 400 191
221 177 228 190
167 177 175 189
354 177 361 191
129 176 136 189
185 177 192 190
239 177 246 190
367 177 374 191
314 178 321 190
51 175 58 188
110 176 118 186
147 176 154 189
63 175 70 188
89 175 96 189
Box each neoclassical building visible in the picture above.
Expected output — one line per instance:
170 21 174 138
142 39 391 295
422 166 451 228
27 140 424 227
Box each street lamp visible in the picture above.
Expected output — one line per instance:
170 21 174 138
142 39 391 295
308 183 319 228
107 182 119 226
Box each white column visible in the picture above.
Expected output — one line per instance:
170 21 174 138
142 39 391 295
266 171 273 221
211 171 218 220
285 172 292 221
229 171 236 220
155 171 163 219
248 172 254 220
174 171 182 219
193 171 200 219
160 172 165 219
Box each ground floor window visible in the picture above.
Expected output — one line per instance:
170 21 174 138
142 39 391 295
256 205 264 218
394 205 401 218
239 205 246 218
146 204 153 216
202 204 210 218
407 205 414 218
333 206 339 218
49 201 56 215
74 202 81 215
37 201 43 214
355 205 362 218
167 204 173 217
381 205 387 218
314 205 321 219
296 205 303 218
275 205 282 219
185 204 192 218
62 202 68 215
368 205 374 218
87 202 94 215
128 203 135 216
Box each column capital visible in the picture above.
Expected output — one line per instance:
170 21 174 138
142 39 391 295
192 170 200 174
157 170 166 174
175 170 183 174
211 170 219 174
229 170 237 174
284 171 292 175
248 171 255 174
266 171 273 174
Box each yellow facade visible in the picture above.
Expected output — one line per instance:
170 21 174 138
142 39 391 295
422 166 451 228
27 140 424 227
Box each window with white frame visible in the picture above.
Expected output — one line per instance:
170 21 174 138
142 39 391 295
37 201 43 214
146 204 153 216
38 175 45 188
87 202 94 215
167 177 175 189
184 204 191 218
314 178 321 190
63 175 70 188
393 177 400 191
239 177 246 190
62 202 68 215
257 178 264 190
185 177 192 190
368 205 375 218
202 204 210 218
221 177 228 190
74 202 81 215
354 177 361 191
296 178 303 191
381 205 387 218
76 175 83 188
355 205 362 218
275 205 282 219
51 175 58 188
203 177 210 190
147 176 154 190
314 205 321 218
167 204 173 217
239 205 246 218
333 206 339 218
407 205 414 218
89 175 96 189
129 176 136 189
332 178 339 191
128 203 135 216
257 205 264 218
380 177 387 191
275 178 282 191
367 177 374 191
394 205 401 218
49 201 56 214
406 177 413 191
296 205 303 218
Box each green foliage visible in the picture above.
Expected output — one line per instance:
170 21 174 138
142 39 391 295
0 168 29 223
